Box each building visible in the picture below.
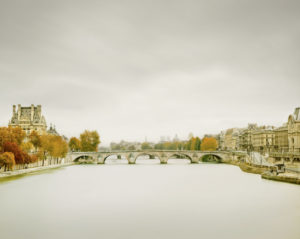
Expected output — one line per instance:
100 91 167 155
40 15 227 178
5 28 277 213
274 124 288 152
238 124 258 151
251 126 275 153
224 128 243 150
47 124 59 136
9 104 47 135
288 107 300 152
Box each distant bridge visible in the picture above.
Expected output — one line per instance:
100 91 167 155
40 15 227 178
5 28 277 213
67 150 249 164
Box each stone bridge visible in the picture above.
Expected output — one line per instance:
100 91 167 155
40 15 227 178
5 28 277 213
66 150 249 164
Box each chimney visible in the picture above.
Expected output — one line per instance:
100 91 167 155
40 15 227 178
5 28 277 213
294 107 300 120
37 105 42 118
17 104 21 120
31 104 34 121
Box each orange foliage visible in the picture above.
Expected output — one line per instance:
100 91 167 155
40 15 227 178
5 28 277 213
0 152 15 171
200 137 218 151
0 126 25 151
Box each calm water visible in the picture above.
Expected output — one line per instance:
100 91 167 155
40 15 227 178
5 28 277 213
0 159 299 239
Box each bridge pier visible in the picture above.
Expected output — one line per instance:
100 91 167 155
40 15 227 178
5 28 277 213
160 157 168 164
127 157 136 164
97 157 105 164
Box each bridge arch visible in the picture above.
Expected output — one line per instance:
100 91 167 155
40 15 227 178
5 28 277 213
73 155 95 163
200 153 223 163
166 153 193 163
102 154 128 164
134 152 161 164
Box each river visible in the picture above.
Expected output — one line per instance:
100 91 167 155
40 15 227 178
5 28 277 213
0 159 299 239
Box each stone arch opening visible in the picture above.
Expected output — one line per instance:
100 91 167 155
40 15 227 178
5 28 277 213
200 154 222 163
73 155 94 163
167 153 192 164
103 154 128 164
135 153 161 164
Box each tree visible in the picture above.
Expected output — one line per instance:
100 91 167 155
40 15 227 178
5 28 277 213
29 130 42 152
201 137 218 151
128 145 136 150
51 136 68 160
141 142 152 150
69 137 81 152
3 142 25 165
0 126 25 151
0 152 15 171
80 130 100 152
21 141 34 153
39 134 68 165
190 137 197 150
195 137 201 151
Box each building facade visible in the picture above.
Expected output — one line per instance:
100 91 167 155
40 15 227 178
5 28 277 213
251 126 275 153
219 107 300 156
274 124 288 152
223 128 243 150
288 107 300 152
8 104 47 135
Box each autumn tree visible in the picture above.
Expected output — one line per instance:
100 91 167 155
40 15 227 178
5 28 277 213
29 130 42 152
3 142 25 165
39 134 52 165
80 130 100 152
201 137 218 151
21 141 34 153
50 136 68 163
38 134 68 165
0 152 15 171
0 126 25 151
69 137 81 152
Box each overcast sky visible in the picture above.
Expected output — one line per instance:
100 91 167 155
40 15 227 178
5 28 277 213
0 0 299 145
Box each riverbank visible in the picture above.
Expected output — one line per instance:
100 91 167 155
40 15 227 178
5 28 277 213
225 160 300 185
238 162 269 174
261 172 300 185
0 162 74 179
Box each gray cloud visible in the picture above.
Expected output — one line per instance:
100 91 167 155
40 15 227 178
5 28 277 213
0 0 299 145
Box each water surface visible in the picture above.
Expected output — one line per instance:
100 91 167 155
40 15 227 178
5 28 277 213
0 160 299 239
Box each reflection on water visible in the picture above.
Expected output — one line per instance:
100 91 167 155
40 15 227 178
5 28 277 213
0 162 299 239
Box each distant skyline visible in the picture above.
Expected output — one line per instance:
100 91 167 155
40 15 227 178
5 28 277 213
0 0 299 146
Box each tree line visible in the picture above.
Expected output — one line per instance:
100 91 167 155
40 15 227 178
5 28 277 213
152 136 217 151
112 136 218 151
68 130 100 152
0 127 101 172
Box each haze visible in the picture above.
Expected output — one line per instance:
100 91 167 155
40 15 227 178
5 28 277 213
0 0 299 146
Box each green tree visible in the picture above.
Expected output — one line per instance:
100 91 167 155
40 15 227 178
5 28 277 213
195 137 201 150
80 130 100 152
141 142 152 150
128 145 136 150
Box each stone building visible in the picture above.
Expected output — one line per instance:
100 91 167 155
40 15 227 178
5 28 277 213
47 124 59 136
224 128 243 150
238 124 258 151
288 107 300 152
8 104 47 135
274 124 288 152
251 126 275 153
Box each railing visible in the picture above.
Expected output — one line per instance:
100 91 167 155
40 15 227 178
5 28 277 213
69 149 238 154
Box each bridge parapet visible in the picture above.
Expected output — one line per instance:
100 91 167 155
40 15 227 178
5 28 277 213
68 150 248 164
